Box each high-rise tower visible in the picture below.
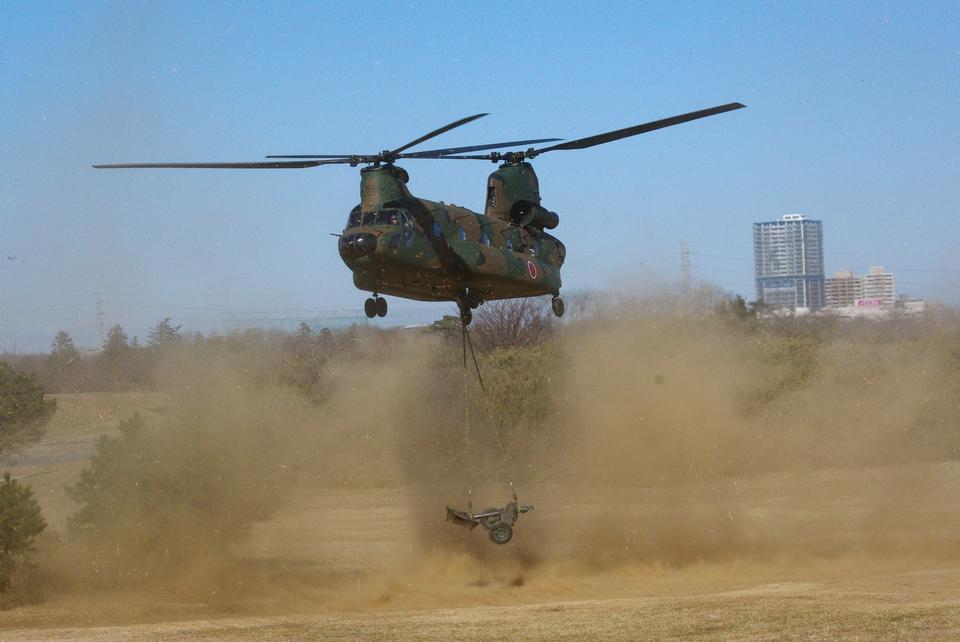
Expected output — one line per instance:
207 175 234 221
753 214 825 310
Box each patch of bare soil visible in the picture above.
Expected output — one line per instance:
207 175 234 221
1 460 959 640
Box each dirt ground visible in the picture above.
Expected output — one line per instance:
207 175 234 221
2 392 960 640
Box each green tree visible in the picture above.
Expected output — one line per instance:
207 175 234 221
67 410 295 579
276 323 334 401
46 331 83 391
101 324 129 358
429 314 463 338
715 294 755 323
147 318 182 350
0 362 56 458
97 325 132 389
0 473 46 598
0 364 52 605
474 343 561 475
47 331 79 370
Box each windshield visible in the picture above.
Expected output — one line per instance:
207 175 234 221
347 207 406 228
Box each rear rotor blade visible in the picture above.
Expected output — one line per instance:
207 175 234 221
397 138 562 158
389 113 488 156
533 102 745 154
92 159 350 169
430 154 501 160
429 102 745 162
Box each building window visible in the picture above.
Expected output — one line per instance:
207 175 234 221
432 221 442 238
457 226 467 241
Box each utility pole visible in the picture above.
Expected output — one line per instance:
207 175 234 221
94 291 105 342
680 241 691 291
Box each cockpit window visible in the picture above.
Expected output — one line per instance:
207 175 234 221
347 207 406 228
347 206 362 228
376 208 402 225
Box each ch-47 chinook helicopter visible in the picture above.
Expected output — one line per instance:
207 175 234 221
94 102 744 325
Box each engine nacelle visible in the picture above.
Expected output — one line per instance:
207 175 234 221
509 201 560 230
484 162 559 229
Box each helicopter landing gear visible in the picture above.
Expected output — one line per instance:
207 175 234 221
364 294 388 318
552 295 565 318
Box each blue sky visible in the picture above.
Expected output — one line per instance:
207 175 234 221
2 1 958 350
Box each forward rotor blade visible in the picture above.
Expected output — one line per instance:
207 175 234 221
533 102 745 154
397 138 562 158
265 155 358 159
389 113 488 156
267 138 563 160
92 159 350 169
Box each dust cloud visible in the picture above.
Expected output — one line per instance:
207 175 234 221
296 297 956 611
30 296 960 620
381 300 960 602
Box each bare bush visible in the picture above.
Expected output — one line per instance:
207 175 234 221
470 297 555 352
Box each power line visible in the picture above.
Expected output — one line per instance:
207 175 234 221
689 250 960 275
680 241 691 290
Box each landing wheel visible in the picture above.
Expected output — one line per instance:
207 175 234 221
488 521 513 545
364 298 376 318
375 297 388 318
552 296 565 318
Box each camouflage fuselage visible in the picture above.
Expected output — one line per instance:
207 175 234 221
338 164 564 303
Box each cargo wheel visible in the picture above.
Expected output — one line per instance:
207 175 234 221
488 521 513 545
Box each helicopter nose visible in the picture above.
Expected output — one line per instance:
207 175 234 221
339 233 377 258
354 233 376 255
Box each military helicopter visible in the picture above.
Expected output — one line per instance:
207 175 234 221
94 102 744 324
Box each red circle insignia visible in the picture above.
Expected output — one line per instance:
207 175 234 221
527 260 538 279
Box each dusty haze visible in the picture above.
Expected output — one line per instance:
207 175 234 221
8 299 960 631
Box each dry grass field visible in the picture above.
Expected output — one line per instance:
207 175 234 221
2 391 959 640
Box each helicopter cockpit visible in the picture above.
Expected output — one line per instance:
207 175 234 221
341 205 417 259
346 205 414 230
